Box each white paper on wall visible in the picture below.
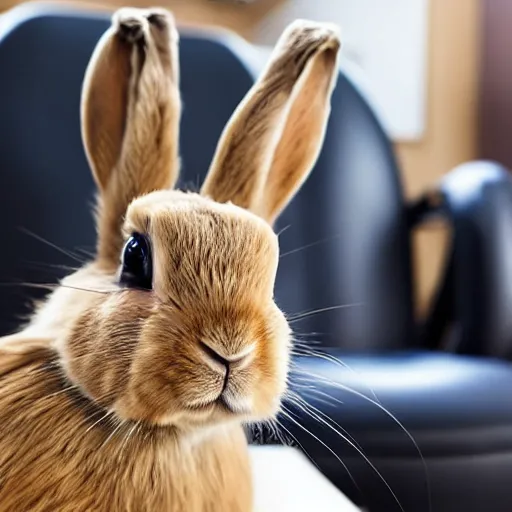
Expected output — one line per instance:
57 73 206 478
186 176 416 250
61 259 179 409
255 0 430 141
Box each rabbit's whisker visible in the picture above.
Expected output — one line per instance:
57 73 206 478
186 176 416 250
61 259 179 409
18 227 86 264
79 407 109 429
27 364 57 378
101 418 127 449
280 405 361 493
297 387 343 408
261 419 274 442
287 387 342 411
286 391 365 450
286 379 317 391
292 333 325 342
74 247 95 258
250 418 287 446
276 224 292 238
289 368 432 512
267 418 286 445
0 282 57 291
24 261 81 273
289 303 365 323
283 394 405 512
84 409 116 434
60 285 115 295
275 417 322 472
279 234 341 259
290 345 381 405
0 282 114 295
118 421 140 459
43 384 80 400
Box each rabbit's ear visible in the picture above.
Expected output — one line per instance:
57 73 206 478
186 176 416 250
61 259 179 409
200 20 340 225
81 8 181 266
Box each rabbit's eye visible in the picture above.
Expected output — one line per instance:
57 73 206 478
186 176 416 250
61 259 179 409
120 233 153 290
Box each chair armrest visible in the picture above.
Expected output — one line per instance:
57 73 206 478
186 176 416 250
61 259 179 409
415 161 512 358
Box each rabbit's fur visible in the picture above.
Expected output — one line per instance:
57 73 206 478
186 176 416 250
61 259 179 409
0 7 340 511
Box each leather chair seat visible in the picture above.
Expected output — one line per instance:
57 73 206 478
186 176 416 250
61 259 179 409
285 352 512 511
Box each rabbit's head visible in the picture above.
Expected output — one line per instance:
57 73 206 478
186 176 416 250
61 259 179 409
56 8 340 432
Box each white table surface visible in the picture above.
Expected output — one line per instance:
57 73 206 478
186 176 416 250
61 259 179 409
250 446 361 512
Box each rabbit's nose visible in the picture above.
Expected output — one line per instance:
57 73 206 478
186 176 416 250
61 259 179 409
200 342 230 370
198 341 253 373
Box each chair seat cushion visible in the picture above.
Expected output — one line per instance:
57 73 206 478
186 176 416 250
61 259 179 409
276 351 512 512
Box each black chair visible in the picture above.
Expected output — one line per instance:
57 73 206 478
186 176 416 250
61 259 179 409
1 4 512 511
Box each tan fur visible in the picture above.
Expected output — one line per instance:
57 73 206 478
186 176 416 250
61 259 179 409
0 8 340 511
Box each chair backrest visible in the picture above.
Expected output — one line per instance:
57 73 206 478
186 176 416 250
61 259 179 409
0 4 414 350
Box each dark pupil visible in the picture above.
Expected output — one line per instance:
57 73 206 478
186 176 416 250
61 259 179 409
120 233 153 290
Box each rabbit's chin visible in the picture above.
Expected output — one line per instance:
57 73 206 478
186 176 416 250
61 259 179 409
156 399 282 431
111 380 286 432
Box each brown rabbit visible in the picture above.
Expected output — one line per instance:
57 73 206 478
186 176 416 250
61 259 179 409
0 7 340 511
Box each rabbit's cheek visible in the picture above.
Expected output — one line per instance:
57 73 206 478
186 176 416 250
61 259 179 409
59 291 156 408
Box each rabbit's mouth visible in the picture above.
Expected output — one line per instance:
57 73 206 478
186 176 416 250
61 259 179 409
217 394 245 414
186 393 251 416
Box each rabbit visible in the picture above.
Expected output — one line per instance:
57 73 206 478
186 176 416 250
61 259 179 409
0 7 340 512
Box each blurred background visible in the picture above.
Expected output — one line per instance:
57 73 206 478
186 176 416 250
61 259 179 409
2 2 512 510
0 0 489 318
